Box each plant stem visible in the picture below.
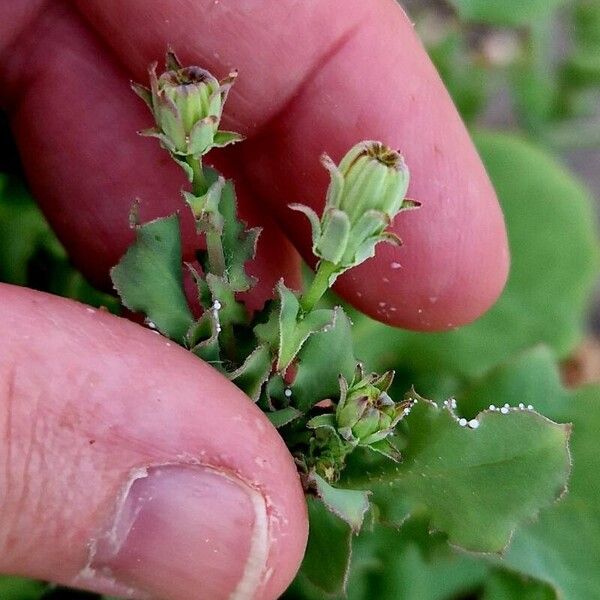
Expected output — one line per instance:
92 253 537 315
186 155 226 276
300 260 338 313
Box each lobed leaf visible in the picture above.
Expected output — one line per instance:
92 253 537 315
111 214 193 342
346 392 570 553
461 348 600 599
309 472 370 533
299 497 353 596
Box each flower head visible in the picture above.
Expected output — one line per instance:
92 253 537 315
290 140 419 285
132 50 243 159
336 368 408 446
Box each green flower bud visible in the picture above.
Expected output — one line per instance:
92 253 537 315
290 141 419 287
132 51 243 159
331 141 410 225
336 369 408 447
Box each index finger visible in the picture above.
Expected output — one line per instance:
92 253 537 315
75 0 509 331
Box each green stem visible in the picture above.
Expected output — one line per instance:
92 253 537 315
300 260 338 313
186 155 226 276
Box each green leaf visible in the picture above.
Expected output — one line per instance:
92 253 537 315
0 577 46 600
460 349 600 599
482 569 555 600
310 472 370 533
206 273 247 327
448 0 566 26
218 178 260 292
111 214 193 342
270 282 335 372
212 130 244 148
290 307 357 412
299 497 353 596
228 344 272 402
347 395 570 553
266 406 302 428
353 132 600 390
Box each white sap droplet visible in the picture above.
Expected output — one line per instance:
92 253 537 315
468 419 480 429
527 405 534 410
213 300 222 310
518 403 525 409
458 418 467 427
489 404 496 411
147 321 157 330
284 388 292 398
500 407 509 414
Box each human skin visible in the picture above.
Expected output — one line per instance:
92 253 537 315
0 1 509 599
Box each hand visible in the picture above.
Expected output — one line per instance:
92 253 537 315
0 1 509 599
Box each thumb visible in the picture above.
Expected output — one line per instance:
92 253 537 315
0 284 307 600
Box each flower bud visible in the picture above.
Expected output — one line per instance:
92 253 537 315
290 141 419 284
332 141 410 225
336 370 405 446
132 51 243 159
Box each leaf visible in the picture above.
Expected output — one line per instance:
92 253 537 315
309 472 370 533
290 307 357 412
186 310 221 366
447 0 566 26
228 344 272 402
0 577 46 600
212 130 244 148
482 569 555 600
266 406 302 428
218 177 260 292
347 395 570 553
111 214 193 342
299 497 353 596
460 349 600 599
353 132 600 390
266 282 335 373
206 273 247 327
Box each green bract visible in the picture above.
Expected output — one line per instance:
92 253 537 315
291 141 419 285
132 51 243 162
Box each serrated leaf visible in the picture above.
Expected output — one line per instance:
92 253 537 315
212 130 244 148
266 406 302 428
111 214 193 342
448 0 566 26
228 344 271 402
353 132 600 390
310 472 370 533
347 397 570 553
218 178 260 292
300 497 353 596
459 349 600 599
206 273 247 327
186 310 221 366
271 282 335 372
290 307 357 412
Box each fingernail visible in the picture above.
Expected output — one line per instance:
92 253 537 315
92 465 270 600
